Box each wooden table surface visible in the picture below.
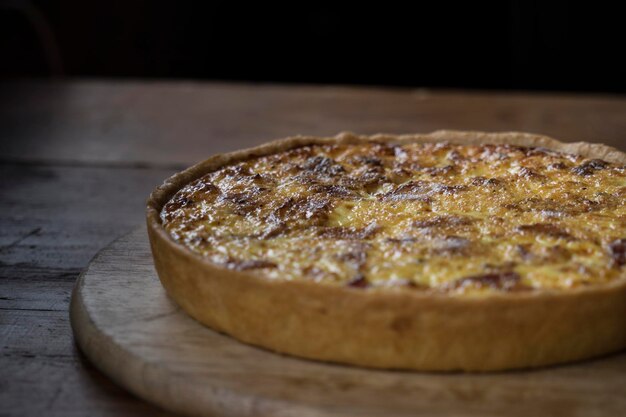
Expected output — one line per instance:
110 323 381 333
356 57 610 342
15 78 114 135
1 80 625 417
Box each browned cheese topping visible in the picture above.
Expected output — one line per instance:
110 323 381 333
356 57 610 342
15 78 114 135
161 142 626 294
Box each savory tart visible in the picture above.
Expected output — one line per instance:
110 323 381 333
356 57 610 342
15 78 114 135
147 131 626 371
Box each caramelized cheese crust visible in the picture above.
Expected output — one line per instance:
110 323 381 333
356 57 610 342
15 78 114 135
161 142 626 294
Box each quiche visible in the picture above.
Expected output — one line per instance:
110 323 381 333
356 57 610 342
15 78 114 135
147 131 626 371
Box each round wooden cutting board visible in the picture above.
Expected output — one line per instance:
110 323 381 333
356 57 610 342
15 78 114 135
70 227 626 417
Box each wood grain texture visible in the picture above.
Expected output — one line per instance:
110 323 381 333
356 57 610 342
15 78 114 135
1 81 625 167
2 80 626 416
71 227 626 417
0 163 176 416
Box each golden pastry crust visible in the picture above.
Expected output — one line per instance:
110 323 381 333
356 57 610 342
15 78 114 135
147 131 626 371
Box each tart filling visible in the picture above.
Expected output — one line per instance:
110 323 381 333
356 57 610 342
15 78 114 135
161 142 626 294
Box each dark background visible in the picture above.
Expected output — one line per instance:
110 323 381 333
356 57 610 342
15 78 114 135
1 0 625 93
